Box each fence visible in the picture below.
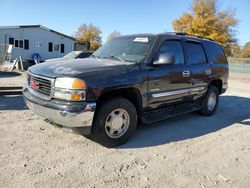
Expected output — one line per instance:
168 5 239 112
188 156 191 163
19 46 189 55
228 58 250 74
228 58 250 64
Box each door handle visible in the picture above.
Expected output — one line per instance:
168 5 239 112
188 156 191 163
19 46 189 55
182 70 190 77
205 69 211 75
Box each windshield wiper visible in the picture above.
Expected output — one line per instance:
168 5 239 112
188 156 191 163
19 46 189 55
103 56 126 62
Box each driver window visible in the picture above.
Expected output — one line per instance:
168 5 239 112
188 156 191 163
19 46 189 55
158 40 185 64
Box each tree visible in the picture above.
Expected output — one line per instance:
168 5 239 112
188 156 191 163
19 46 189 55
230 43 241 58
106 30 121 40
240 42 250 58
75 23 102 51
172 0 238 55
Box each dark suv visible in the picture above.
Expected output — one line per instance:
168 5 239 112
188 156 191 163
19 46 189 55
23 33 228 147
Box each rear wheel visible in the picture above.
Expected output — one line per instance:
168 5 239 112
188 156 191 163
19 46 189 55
92 97 137 147
200 86 219 116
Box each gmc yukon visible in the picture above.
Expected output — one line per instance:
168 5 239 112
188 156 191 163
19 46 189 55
23 33 228 147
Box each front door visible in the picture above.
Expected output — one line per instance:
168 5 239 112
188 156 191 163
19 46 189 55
147 39 191 110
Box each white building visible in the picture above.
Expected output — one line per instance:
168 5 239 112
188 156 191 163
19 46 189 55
0 25 76 61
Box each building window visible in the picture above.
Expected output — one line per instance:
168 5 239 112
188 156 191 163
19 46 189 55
54 44 60 52
9 37 14 45
15 40 19 47
60 44 65 53
48 42 53 52
19 40 24 48
24 39 29 50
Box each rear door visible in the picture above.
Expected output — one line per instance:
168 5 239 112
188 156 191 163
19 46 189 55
184 40 211 100
147 39 192 109
203 41 229 93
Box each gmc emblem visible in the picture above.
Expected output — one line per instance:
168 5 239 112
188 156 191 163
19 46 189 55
30 80 40 89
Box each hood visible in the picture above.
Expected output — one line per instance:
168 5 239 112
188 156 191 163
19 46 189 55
45 58 63 62
29 58 133 78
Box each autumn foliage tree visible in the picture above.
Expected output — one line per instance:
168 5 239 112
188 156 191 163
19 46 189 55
230 43 241 58
75 23 102 51
172 0 238 55
240 42 250 58
106 30 121 40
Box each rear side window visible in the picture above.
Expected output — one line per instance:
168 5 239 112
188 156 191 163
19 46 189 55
205 41 227 64
186 42 207 64
157 40 185 64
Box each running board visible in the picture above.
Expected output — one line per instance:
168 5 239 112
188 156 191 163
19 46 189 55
141 101 202 124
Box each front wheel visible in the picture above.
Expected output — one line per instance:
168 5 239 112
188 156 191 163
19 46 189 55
91 97 137 147
200 86 219 116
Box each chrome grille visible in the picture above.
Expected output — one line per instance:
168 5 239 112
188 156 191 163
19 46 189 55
28 73 52 96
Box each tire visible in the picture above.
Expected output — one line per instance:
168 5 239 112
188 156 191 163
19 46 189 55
91 97 137 147
200 85 219 116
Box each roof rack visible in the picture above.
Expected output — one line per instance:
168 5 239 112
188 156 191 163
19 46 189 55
192 35 214 41
167 32 214 41
174 32 188 36
167 32 187 36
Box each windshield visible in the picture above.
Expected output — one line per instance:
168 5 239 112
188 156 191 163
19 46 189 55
63 51 82 59
93 36 156 62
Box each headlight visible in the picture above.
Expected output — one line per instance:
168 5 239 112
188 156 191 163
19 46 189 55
53 77 87 101
54 77 87 90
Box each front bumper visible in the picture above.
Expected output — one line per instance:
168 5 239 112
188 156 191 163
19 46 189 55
23 85 96 128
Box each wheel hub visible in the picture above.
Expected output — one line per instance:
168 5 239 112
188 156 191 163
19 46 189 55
111 116 124 130
207 92 216 111
105 109 130 138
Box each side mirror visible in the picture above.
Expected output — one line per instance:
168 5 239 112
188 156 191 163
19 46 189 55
154 53 175 65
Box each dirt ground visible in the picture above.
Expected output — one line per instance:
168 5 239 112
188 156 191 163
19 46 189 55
0 71 26 87
0 73 250 188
